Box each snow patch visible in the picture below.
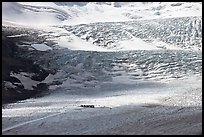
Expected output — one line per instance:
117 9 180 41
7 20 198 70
7 34 27 38
31 43 52 51
42 26 111 51
4 81 17 89
117 38 160 51
10 72 39 90
151 39 183 50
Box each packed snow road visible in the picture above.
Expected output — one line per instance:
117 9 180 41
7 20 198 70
2 76 202 135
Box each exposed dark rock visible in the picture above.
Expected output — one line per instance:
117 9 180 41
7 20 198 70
36 83 48 90
2 86 42 104
50 80 63 85
4 76 21 83
2 26 52 105
31 69 49 81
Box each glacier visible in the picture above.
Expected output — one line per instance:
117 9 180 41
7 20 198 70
2 2 202 135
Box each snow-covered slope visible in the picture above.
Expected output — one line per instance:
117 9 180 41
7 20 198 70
2 2 202 26
64 16 202 51
2 2 65 26
119 2 202 20
2 2 202 51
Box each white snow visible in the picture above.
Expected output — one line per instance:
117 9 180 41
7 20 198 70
39 25 188 51
17 2 57 7
4 81 17 89
41 26 112 51
122 2 202 21
54 33 109 51
61 3 132 26
116 38 160 51
7 34 27 37
2 2 202 27
2 2 202 51
42 74 55 84
151 39 183 50
2 76 202 135
17 44 30 47
10 72 39 90
31 43 52 51
2 2 62 27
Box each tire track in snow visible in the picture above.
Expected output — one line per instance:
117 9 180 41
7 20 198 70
2 112 65 133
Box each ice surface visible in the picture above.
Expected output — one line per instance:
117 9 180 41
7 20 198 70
31 43 52 51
